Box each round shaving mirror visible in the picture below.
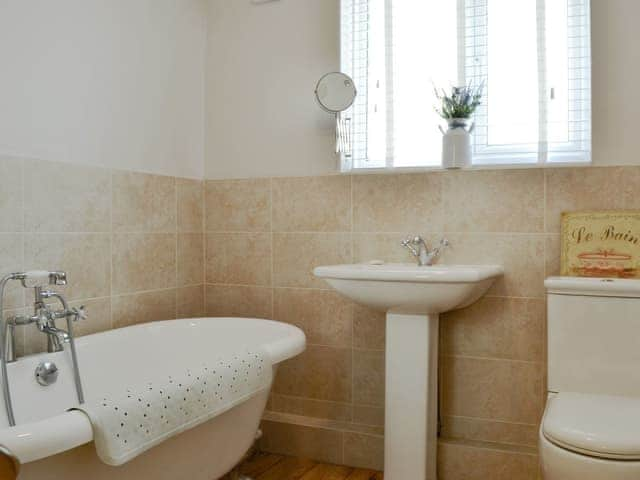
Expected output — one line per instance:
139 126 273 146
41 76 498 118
314 72 357 113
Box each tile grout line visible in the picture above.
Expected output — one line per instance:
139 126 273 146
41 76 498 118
269 177 274 319
349 174 355 426
201 180 206 315
19 158 26 347
109 168 114 330
441 353 544 366
203 180 208 315
174 177 178 319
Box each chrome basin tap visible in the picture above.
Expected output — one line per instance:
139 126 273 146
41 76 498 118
401 236 450 266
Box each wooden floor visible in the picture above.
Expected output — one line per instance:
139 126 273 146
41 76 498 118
225 453 384 480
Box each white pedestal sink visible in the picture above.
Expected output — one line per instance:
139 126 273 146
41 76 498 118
314 263 503 480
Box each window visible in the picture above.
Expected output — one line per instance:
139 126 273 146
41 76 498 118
340 0 591 170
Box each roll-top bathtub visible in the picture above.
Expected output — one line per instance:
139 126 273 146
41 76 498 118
0 317 305 480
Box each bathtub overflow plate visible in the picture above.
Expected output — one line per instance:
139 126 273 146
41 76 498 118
35 361 59 386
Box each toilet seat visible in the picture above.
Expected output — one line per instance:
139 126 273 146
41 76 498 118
540 430 640 480
542 392 640 460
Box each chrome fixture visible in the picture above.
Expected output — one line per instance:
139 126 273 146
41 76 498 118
314 72 357 157
0 271 86 426
35 361 59 386
401 236 450 266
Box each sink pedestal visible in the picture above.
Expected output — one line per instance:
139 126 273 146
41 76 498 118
385 313 439 480
313 263 504 480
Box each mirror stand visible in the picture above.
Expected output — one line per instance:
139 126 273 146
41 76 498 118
315 72 357 158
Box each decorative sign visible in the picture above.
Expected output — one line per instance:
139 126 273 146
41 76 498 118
561 211 640 278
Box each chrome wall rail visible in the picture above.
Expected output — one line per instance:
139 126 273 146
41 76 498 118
0 273 25 426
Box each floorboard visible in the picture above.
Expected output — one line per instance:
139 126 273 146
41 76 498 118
254 456 317 480
223 453 384 480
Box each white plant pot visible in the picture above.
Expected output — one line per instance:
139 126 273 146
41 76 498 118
441 118 473 169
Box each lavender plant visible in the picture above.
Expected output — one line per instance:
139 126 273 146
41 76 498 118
434 82 484 119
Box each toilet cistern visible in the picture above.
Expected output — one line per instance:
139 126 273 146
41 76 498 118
540 276 640 480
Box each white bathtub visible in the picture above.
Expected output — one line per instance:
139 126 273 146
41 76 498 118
0 317 305 480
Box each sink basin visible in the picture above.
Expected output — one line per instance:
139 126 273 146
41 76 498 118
314 263 503 314
314 262 503 480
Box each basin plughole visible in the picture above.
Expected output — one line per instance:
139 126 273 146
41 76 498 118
314 263 503 480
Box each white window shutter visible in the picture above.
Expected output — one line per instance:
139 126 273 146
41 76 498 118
340 0 591 170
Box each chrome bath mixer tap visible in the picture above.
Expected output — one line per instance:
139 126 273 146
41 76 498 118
0 271 86 426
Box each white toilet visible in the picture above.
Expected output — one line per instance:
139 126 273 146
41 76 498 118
540 276 640 479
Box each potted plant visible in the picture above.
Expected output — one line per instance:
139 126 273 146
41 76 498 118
434 83 483 168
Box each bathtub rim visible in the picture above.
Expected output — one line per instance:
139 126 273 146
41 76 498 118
0 317 305 464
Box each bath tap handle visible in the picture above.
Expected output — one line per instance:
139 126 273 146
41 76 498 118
71 306 87 322
49 271 67 286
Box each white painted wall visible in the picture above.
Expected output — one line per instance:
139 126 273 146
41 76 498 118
205 0 640 179
591 0 640 166
2 1 636 180
205 0 339 179
0 0 207 179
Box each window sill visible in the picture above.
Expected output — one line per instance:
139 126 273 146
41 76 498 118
343 160 593 175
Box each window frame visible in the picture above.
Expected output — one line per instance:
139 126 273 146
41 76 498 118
339 0 592 172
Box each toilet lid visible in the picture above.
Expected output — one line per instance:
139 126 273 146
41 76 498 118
543 392 640 460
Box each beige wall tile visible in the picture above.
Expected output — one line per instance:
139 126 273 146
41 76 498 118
24 233 110 301
177 233 204 286
70 297 112 337
353 350 385 407
442 234 545 298
438 440 539 480
177 178 204 233
353 173 443 233
272 176 351 232
440 416 538 448
112 233 176 294
545 166 640 233
443 169 544 233
24 160 111 233
274 345 352 402
112 171 176 233
112 289 177 328
353 304 385 351
177 285 205 319
259 420 343 465
352 405 385 427
205 284 272 318
0 158 23 232
206 233 271 286
273 288 352 348
205 179 270 232
273 233 352 289
442 297 545 362
545 234 561 277
0 234 24 309
343 432 384 471
441 356 544 424
271 394 353 422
